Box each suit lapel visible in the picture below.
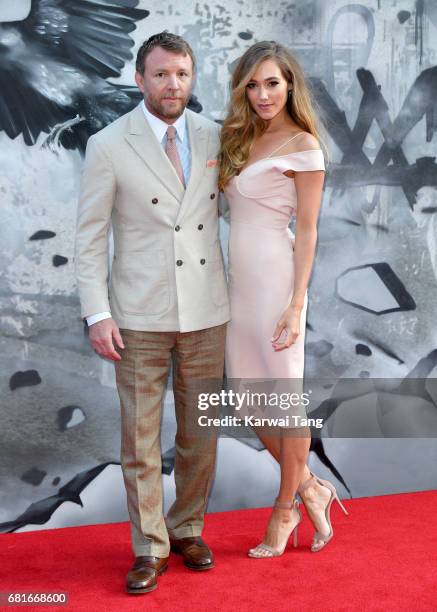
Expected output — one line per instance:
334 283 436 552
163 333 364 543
176 110 209 223
124 105 185 201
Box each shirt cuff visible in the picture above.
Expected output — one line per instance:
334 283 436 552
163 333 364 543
86 312 112 326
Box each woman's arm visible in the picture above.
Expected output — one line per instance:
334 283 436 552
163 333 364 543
271 168 325 350
290 169 325 309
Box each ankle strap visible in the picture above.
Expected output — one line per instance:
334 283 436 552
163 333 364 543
274 498 299 509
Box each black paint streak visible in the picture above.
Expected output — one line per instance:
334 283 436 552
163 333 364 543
403 348 437 379
397 10 411 24
357 67 409 163
238 31 253 40
312 66 437 207
9 370 42 391
415 0 425 65
353 333 405 364
390 67 437 145
396 350 437 403
326 158 437 209
52 477 60 486
57 405 85 431
308 438 352 497
52 255 68 267
373 263 416 312
0 462 117 533
29 230 56 241
368 223 389 233
366 340 404 365
356 344 372 356
338 217 362 227
21 467 46 486
336 263 416 315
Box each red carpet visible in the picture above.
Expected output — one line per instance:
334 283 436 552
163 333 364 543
1 491 436 611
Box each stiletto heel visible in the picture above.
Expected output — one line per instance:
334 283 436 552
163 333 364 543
315 476 349 516
293 523 298 548
248 498 302 558
298 472 349 552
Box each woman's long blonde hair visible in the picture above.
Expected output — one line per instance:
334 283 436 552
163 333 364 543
218 41 324 190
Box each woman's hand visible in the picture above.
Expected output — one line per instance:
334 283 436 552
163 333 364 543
271 305 302 351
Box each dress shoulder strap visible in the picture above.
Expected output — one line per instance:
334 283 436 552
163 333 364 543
267 132 306 158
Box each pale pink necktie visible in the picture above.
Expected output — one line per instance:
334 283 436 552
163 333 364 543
165 125 185 187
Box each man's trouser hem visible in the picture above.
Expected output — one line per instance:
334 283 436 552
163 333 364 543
133 544 170 558
167 525 203 539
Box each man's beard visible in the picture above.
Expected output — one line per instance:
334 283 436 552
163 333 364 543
147 93 190 119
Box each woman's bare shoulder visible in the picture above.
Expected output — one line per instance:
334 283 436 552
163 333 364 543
279 131 320 155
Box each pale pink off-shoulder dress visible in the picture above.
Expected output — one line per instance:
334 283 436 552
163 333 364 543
224 136 325 422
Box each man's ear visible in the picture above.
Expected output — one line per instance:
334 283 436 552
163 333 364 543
135 71 145 94
190 71 197 94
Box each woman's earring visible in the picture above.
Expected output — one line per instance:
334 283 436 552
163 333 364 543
288 89 293 98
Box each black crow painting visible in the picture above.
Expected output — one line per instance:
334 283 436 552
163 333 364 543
0 0 201 153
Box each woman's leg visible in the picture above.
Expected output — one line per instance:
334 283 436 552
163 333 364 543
248 428 309 556
250 426 332 555
254 426 312 485
277 428 311 501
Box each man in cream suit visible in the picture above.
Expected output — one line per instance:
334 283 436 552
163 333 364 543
75 32 229 594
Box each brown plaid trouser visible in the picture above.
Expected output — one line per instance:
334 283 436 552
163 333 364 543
114 324 226 558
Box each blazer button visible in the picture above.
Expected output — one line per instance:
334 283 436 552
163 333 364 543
198 224 203 230
176 259 183 266
210 193 216 199
152 198 158 204
175 225 181 232
200 258 206 265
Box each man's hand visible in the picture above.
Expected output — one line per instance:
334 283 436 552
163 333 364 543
88 317 125 361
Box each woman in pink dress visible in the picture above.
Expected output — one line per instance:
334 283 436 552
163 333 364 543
219 41 348 558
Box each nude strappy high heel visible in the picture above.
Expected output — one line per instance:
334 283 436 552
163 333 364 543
248 498 302 558
298 472 349 552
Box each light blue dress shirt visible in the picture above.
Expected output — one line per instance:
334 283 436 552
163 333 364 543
141 101 191 185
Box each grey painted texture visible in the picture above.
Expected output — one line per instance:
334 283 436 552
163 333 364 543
1 0 437 531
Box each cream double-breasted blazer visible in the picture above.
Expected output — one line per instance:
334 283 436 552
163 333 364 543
75 103 230 332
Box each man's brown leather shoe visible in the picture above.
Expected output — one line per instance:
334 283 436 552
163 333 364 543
126 555 168 594
170 536 214 571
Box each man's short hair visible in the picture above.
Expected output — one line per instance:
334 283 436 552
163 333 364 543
136 31 196 74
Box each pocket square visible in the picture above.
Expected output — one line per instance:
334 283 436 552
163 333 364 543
206 159 218 168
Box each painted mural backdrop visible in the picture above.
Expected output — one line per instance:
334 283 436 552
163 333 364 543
1 0 436 533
